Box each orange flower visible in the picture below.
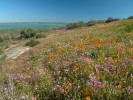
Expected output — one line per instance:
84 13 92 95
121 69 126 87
119 82 122 84
102 85 105 88
32 97 36 100
88 72 91 75
102 53 105 57
85 97 90 100
67 82 70 85
66 86 69 89
118 85 121 88
98 77 100 79
126 72 128 76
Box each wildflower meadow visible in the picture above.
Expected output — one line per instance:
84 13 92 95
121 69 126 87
0 19 133 100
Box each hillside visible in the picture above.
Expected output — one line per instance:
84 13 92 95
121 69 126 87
0 19 133 100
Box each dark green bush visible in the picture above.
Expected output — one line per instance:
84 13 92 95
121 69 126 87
105 17 114 23
66 23 77 29
105 17 120 23
25 40 40 47
66 21 85 29
0 37 3 42
128 16 133 19
36 34 46 39
86 19 105 26
20 28 36 38
78 21 85 27
86 19 97 26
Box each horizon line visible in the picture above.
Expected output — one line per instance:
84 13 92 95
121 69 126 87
0 22 67 24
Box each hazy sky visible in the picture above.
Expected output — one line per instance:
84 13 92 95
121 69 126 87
0 0 133 23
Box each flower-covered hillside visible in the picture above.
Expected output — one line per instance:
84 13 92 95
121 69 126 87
0 19 133 100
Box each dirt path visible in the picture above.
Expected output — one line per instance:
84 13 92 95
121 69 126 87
5 46 30 59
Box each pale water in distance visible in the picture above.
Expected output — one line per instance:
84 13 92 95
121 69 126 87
0 23 66 30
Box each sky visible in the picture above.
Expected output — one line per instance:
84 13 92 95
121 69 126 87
0 0 133 23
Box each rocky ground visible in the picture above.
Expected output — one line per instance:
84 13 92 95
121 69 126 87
4 46 30 59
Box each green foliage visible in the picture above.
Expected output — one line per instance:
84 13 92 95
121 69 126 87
66 21 85 29
124 23 133 32
0 48 6 64
86 19 97 26
106 17 120 23
106 17 114 23
48 26 66 31
25 40 40 47
36 34 46 39
86 19 105 26
20 28 36 38
0 37 3 42
120 19 133 32
0 48 4 55
128 16 133 19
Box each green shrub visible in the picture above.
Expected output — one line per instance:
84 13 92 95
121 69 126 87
0 37 3 42
105 17 114 23
86 19 97 26
86 19 105 26
66 21 85 29
20 28 36 38
25 40 40 47
105 17 120 23
78 21 85 27
0 48 4 55
66 23 76 29
0 48 6 64
36 34 46 39
128 16 133 19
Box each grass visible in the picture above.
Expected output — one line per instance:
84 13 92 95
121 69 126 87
0 19 133 99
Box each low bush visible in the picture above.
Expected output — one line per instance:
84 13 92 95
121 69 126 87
0 37 3 42
106 17 120 23
36 34 46 39
86 19 105 26
25 40 40 47
20 28 36 39
128 16 133 19
66 21 85 29
0 48 6 64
